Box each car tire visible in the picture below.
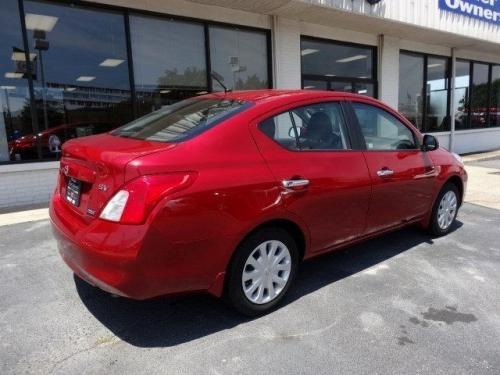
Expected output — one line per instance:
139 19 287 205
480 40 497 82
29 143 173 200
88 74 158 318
226 227 299 316
428 182 460 236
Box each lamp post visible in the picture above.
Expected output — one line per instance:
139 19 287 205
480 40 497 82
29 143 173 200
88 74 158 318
34 30 49 131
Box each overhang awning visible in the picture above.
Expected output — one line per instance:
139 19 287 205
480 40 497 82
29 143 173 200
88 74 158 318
186 0 500 55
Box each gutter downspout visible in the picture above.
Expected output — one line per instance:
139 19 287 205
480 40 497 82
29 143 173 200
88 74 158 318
450 47 456 153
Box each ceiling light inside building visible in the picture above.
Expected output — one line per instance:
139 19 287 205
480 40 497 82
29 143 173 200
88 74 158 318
25 13 58 32
76 76 95 82
358 89 368 94
99 58 125 67
0 86 16 90
159 90 171 94
427 63 443 68
325 74 336 77
196 91 208 95
11 52 37 62
301 49 319 56
304 86 316 89
65 87 76 92
336 55 367 63
5 72 23 79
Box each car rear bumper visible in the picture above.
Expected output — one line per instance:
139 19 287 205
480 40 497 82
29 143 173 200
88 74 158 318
50 191 232 299
50 193 152 299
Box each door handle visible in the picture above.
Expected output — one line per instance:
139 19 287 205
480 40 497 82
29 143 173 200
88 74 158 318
282 179 310 190
376 168 394 177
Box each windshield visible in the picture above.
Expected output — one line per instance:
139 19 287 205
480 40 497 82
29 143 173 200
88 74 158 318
112 97 250 142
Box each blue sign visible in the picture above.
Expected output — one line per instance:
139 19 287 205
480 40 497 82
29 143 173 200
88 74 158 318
439 0 500 25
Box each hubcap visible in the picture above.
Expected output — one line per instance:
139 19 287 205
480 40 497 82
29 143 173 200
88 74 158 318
437 190 458 230
242 240 292 305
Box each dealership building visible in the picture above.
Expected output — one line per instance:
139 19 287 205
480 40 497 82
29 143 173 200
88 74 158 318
1 0 500 209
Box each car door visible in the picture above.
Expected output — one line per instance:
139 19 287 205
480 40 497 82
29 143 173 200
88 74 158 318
348 100 436 234
251 99 372 253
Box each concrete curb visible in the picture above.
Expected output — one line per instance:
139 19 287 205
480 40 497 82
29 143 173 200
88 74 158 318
462 149 500 163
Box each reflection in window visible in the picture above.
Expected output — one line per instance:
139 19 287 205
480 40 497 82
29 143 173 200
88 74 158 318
301 39 373 78
0 0 34 162
454 60 470 130
209 26 269 91
301 37 376 97
490 66 500 127
398 53 424 130
426 57 449 132
303 80 327 90
470 62 489 129
23 1 132 160
130 15 207 116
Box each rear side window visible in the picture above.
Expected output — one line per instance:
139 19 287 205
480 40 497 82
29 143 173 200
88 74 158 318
113 98 250 142
351 102 417 150
259 102 350 151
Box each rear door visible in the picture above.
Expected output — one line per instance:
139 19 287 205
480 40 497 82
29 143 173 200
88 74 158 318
251 99 372 253
347 100 436 234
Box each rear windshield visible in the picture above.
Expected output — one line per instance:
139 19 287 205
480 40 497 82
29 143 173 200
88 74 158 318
112 98 250 142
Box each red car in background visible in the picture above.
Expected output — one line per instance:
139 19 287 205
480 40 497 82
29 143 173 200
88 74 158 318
9 121 116 160
50 90 467 315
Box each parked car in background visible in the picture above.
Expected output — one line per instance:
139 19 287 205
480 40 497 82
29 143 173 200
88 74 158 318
9 121 116 160
50 90 467 315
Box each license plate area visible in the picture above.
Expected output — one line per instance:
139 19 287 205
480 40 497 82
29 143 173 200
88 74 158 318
66 178 82 207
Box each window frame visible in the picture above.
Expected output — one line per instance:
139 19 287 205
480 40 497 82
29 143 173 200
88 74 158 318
257 100 358 153
0 0 273 165
300 35 378 98
399 50 452 133
346 100 421 152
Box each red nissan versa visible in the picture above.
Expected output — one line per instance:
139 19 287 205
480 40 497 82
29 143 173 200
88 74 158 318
50 90 467 315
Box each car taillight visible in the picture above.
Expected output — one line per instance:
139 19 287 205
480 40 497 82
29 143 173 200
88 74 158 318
99 172 196 224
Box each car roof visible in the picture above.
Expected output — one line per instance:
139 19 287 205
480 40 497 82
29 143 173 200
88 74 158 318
204 89 378 104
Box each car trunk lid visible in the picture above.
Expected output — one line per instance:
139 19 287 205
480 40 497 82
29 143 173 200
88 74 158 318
59 133 175 220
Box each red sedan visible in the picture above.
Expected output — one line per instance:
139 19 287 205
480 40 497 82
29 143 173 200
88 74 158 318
50 90 467 315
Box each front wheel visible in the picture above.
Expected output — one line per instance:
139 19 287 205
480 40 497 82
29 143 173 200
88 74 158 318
226 227 299 316
428 183 460 236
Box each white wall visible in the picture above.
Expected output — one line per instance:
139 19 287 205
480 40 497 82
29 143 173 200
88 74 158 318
0 162 58 209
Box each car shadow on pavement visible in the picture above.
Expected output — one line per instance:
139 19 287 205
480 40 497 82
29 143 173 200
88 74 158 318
75 221 463 348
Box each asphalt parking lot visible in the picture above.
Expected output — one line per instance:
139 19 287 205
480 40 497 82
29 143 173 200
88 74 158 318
1 202 499 375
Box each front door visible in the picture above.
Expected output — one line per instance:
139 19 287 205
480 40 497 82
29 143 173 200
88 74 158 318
251 100 372 252
348 100 436 234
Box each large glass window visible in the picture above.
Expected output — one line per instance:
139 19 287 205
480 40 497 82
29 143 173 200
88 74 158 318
490 65 500 127
398 52 450 133
0 0 34 162
426 56 449 132
470 62 489 129
301 37 376 97
209 26 269 91
454 60 470 130
0 1 272 164
398 53 424 130
23 0 132 160
130 15 207 116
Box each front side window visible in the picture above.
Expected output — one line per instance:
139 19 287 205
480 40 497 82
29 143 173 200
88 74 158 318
352 102 417 151
259 102 350 151
113 98 248 142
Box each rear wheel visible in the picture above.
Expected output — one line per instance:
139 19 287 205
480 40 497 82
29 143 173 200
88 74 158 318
428 183 459 236
226 227 299 316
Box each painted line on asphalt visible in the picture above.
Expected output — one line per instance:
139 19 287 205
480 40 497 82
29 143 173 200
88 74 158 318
0 208 50 227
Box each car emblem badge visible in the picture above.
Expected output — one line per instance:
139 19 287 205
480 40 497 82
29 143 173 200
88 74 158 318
86 208 96 217
62 165 69 176
97 183 108 192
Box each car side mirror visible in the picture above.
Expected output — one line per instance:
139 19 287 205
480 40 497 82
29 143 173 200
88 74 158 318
422 134 439 152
